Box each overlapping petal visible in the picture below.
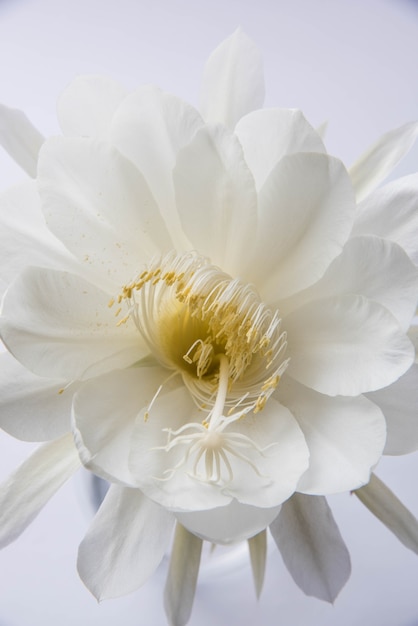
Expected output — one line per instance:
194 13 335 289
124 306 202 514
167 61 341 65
37 136 172 291
251 152 355 300
284 294 414 396
278 377 386 493
0 104 44 177
0 267 146 380
200 28 264 128
0 352 74 441
235 108 326 190
173 124 257 276
78 484 174 600
72 366 168 485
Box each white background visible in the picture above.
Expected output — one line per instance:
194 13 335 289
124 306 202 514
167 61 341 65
1 1 418 624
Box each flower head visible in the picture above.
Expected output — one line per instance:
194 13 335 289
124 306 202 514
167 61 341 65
1 29 418 625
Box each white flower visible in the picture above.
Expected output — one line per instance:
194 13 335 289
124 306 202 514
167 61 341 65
1 29 418 625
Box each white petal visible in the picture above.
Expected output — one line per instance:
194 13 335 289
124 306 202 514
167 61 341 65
248 529 267 598
219 399 309 508
0 267 145 380
352 173 418 265
38 137 172 291
72 367 167 485
111 86 203 250
349 121 418 201
175 500 281 544
0 182 77 298
0 352 75 441
173 124 257 275
281 235 418 331
0 104 44 177
279 377 386 493
78 484 174 600
200 29 264 128
252 153 355 300
129 387 231 511
164 523 202 626
270 493 351 602
355 473 418 554
235 108 326 190
285 294 414 396
57 75 128 137
0 433 81 548
367 364 418 455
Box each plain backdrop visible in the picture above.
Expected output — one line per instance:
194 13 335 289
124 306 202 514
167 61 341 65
0 1 418 625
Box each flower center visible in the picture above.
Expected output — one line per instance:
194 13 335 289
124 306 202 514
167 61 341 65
114 251 288 417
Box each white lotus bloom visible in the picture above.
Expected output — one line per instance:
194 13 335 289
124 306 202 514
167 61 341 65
1 29 418 625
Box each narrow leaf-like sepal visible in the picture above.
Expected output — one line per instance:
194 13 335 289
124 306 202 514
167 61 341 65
270 493 351 603
164 523 203 626
248 529 267 598
355 473 418 554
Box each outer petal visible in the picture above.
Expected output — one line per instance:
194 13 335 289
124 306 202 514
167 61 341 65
0 352 74 441
284 294 414 396
367 364 418 455
270 494 351 602
72 366 168 485
0 267 146 380
78 484 174 600
175 500 281 544
0 433 81 548
164 523 202 626
0 182 77 297
57 75 128 138
279 377 386 494
173 124 257 275
38 137 172 292
252 153 355 300
110 86 203 250
349 121 418 201
200 29 264 129
281 235 418 331
355 473 418 555
0 104 44 177
352 173 418 265
235 108 326 191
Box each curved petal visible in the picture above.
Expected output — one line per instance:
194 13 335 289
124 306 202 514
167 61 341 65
235 108 326 191
129 387 232 511
175 500 281 544
72 366 168 486
164 523 202 626
38 137 172 292
367 364 418 455
0 352 74 441
279 377 386 493
352 173 418 265
57 75 128 138
0 433 81 548
252 153 355 301
0 267 146 380
355 473 418 555
110 86 203 250
0 104 44 177
281 236 418 331
349 121 418 201
0 182 77 298
284 294 414 396
78 484 174 600
199 28 264 128
173 124 257 275
270 494 351 602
